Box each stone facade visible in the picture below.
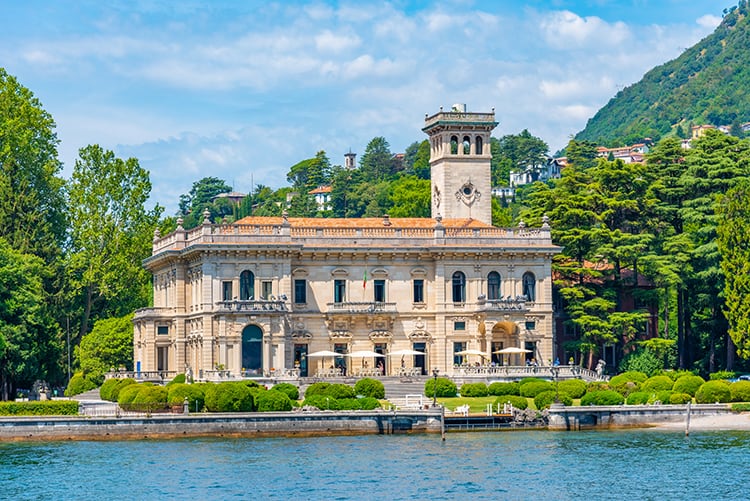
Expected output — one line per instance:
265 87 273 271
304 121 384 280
133 107 560 378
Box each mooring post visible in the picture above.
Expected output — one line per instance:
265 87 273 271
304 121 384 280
441 405 445 441
685 401 692 436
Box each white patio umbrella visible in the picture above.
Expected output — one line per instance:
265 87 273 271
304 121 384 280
493 347 532 365
345 350 385 370
455 349 488 357
307 350 342 371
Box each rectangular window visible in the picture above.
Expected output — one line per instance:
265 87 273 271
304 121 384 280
294 279 307 304
157 346 168 371
525 320 536 331
261 281 273 300
454 321 466 331
157 326 169 336
334 279 346 303
222 281 233 301
491 341 504 365
413 279 424 303
374 279 385 302
453 342 466 365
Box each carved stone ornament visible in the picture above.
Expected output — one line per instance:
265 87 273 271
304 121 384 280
433 185 441 209
369 330 393 342
455 181 481 207
408 330 432 341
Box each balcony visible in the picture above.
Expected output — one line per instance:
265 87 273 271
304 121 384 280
325 301 397 314
215 300 288 313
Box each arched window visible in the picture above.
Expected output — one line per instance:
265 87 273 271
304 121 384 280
522 272 536 302
452 271 466 303
487 271 501 300
475 136 483 155
240 270 255 300
463 136 471 154
450 135 459 155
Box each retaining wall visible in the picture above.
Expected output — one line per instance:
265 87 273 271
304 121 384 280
547 403 731 430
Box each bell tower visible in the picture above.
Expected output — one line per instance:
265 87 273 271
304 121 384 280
422 104 497 225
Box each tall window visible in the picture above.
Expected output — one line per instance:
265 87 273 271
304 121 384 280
261 280 272 299
522 272 536 302
294 279 307 304
452 271 466 303
413 279 424 303
475 136 483 155
374 279 385 302
334 279 346 303
240 270 255 300
487 271 501 300
453 342 466 365
222 281 233 301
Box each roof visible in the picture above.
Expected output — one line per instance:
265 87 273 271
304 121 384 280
308 185 333 194
233 216 495 229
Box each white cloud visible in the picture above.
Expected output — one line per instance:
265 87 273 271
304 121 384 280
541 10 631 49
315 29 361 52
696 14 721 29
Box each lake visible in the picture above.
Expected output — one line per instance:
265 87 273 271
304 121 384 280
1 430 748 500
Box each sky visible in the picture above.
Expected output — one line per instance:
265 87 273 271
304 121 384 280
1 0 728 213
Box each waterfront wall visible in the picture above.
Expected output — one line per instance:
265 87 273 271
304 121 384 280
0 410 443 441
547 403 731 430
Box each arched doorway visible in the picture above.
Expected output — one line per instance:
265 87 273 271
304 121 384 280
242 325 263 374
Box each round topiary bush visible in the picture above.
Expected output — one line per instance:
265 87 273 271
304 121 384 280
64 373 98 397
519 381 555 398
534 390 572 409
354 378 385 399
99 378 120 401
205 382 254 412
131 386 168 411
557 379 587 399
609 371 648 386
325 383 356 400
304 382 331 398
626 391 650 405
167 383 205 411
610 381 641 397
642 376 675 393
460 382 489 397
494 395 528 410
256 390 293 412
519 377 547 387
271 383 300 401
695 380 732 404
654 370 694 381
488 382 520 396
111 378 136 401
357 397 381 410
672 375 705 396
670 393 692 404
424 377 457 398
167 373 186 386
117 383 145 406
709 371 736 381
302 394 340 410
580 390 624 406
647 390 673 404
586 381 611 393
730 381 750 402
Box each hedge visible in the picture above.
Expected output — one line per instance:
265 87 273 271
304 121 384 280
460 383 489 397
271 383 300 401
709 371 736 381
580 390 624 406
130 386 168 411
519 381 555 398
557 379 587 399
642 376 675 393
534 390 572 409
64 373 98 397
670 393 692 404
204 382 254 412
494 395 528 410
695 381 732 404
167 373 186 386
647 390 673 404
118 383 148 406
609 371 648 386
730 381 750 402
424 377 457 398
0 401 79 416
626 392 650 405
488 382 520 396
672 375 705 397
167 383 205 410
256 390 293 412
354 378 385 399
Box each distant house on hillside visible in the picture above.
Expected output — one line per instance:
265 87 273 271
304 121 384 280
509 157 564 187
212 191 247 206
596 141 651 163
309 185 332 212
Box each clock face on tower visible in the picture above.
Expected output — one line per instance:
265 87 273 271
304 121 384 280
456 181 481 206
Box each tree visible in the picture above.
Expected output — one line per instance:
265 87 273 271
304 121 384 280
388 176 430 217
287 150 331 192
0 238 62 400
359 137 395 182
178 177 232 227
0 68 66 263
76 314 134 379
404 140 431 180
67 145 163 343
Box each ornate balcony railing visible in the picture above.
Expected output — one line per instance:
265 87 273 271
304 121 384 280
325 301 397 313
215 300 288 312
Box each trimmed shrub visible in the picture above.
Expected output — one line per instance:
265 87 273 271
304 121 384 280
205 382 254 412
111 378 136 401
626 392 650 405
488 382 520 396
534 390 572 410
271 383 300 401
64 373 98 397
609 371 648 386
580 390 624 406
256 390 293 412
642 376 675 393
730 381 750 402
424 377 457 398
670 393 692 405
695 381 732 403
557 379 587 399
304 382 331 398
654 370 695 381
519 381 555 398
326 384 356 400
610 381 641 397
131 386 168 409
710 371 736 381
99 378 120 401
647 391 673 404
494 395 528 410
460 383 489 397
672 375 705 397
0 401 79 416
354 378 385 399
118 384 146 406
586 381 611 393
302 394 339 410
732 403 750 412
358 397 381 410
167 383 205 411
519 377 547 387
167 373 186 386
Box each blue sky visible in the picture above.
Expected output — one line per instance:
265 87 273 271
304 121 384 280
1 0 726 213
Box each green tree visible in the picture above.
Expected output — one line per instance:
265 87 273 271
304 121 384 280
495 129 549 180
287 150 331 192
76 314 134 379
0 238 62 400
67 145 163 343
0 68 66 263
404 140 431 180
388 176 430 217
178 177 232 227
359 137 395 182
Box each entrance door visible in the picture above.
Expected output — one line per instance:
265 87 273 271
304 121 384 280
491 341 504 365
294 344 308 377
525 341 536 365
242 325 263 375
374 343 387 375
413 342 426 375
157 346 168 371
334 343 348 376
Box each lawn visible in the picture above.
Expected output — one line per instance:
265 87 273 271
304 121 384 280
438 396 534 413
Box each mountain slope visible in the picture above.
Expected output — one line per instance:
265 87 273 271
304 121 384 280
575 1 750 145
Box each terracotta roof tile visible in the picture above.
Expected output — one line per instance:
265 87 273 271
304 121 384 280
233 216 494 229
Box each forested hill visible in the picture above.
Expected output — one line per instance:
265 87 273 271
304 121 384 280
575 1 750 146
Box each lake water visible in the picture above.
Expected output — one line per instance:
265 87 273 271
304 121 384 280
2 430 749 500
